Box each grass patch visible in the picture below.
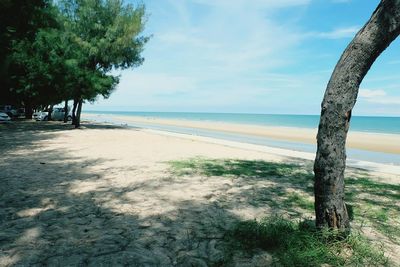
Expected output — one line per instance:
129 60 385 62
169 158 400 244
284 192 314 211
229 216 388 267
169 158 315 215
346 176 400 243
169 158 313 182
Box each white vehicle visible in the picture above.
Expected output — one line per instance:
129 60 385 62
0 112 11 123
33 111 49 121
34 108 72 121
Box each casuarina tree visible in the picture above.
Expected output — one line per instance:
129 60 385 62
314 0 400 232
58 0 149 127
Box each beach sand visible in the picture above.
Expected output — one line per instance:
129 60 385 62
1 121 399 266
85 114 400 155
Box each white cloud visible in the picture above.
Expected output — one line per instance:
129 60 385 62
150 0 306 79
158 31 220 49
359 89 400 105
191 0 310 9
331 0 351 3
310 26 360 39
98 71 198 105
359 89 386 98
367 98 400 105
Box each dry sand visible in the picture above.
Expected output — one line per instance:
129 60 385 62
90 114 400 155
0 121 399 266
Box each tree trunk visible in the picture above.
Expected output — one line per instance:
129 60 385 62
75 99 83 128
47 104 54 121
314 0 400 232
72 98 78 126
63 100 69 123
24 102 33 120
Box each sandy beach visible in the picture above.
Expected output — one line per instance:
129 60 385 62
1 121 399 266
84 114 400 155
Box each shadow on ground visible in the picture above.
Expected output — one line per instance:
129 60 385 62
169 158 316 216
170 157 400 245
1 122 245 266
1 122 398 266
0 121 126 152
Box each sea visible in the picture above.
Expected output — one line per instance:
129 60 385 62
84 111 400 165
85 111 400 134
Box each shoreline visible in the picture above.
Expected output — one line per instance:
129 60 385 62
83 113 400 155
143 128 400 176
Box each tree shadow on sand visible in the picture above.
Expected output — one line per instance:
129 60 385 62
1 122 246 266
169 158 316 217
0 121 128 152
0 122 398 266
169 157 400 263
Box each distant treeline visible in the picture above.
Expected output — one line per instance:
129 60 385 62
0 0 148 127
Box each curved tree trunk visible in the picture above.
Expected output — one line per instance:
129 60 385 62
314 0 400 231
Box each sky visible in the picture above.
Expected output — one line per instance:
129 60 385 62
88 0 400 116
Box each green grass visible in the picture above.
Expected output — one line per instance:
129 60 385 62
284 192 314 211
228 216 388 267
346 176 400 243
169 158 315 214
168 158 400 262
169 157 313 182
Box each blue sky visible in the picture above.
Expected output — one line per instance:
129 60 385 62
89 0 400 116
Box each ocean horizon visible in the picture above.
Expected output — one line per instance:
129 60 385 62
85 110 400 135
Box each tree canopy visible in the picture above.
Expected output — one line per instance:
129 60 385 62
1 0 148 124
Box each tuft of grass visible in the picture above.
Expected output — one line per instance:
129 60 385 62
284 192 314 211
228 216 388 267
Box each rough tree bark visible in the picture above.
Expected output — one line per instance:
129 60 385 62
63 100 69 123
314 0 400 232
75 99 83 128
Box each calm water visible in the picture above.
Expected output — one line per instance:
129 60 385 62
84 111 400 164
85 111 400 134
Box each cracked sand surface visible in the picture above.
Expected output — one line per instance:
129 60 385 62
1 122 398 266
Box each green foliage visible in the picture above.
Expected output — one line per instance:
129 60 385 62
0 0 56 104
59 0 148 69
1 0 148 113
229 216 388 266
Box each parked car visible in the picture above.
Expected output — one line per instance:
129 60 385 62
0 112 11 123
34 108 72 121
33 111 48 121
0 105 18 118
